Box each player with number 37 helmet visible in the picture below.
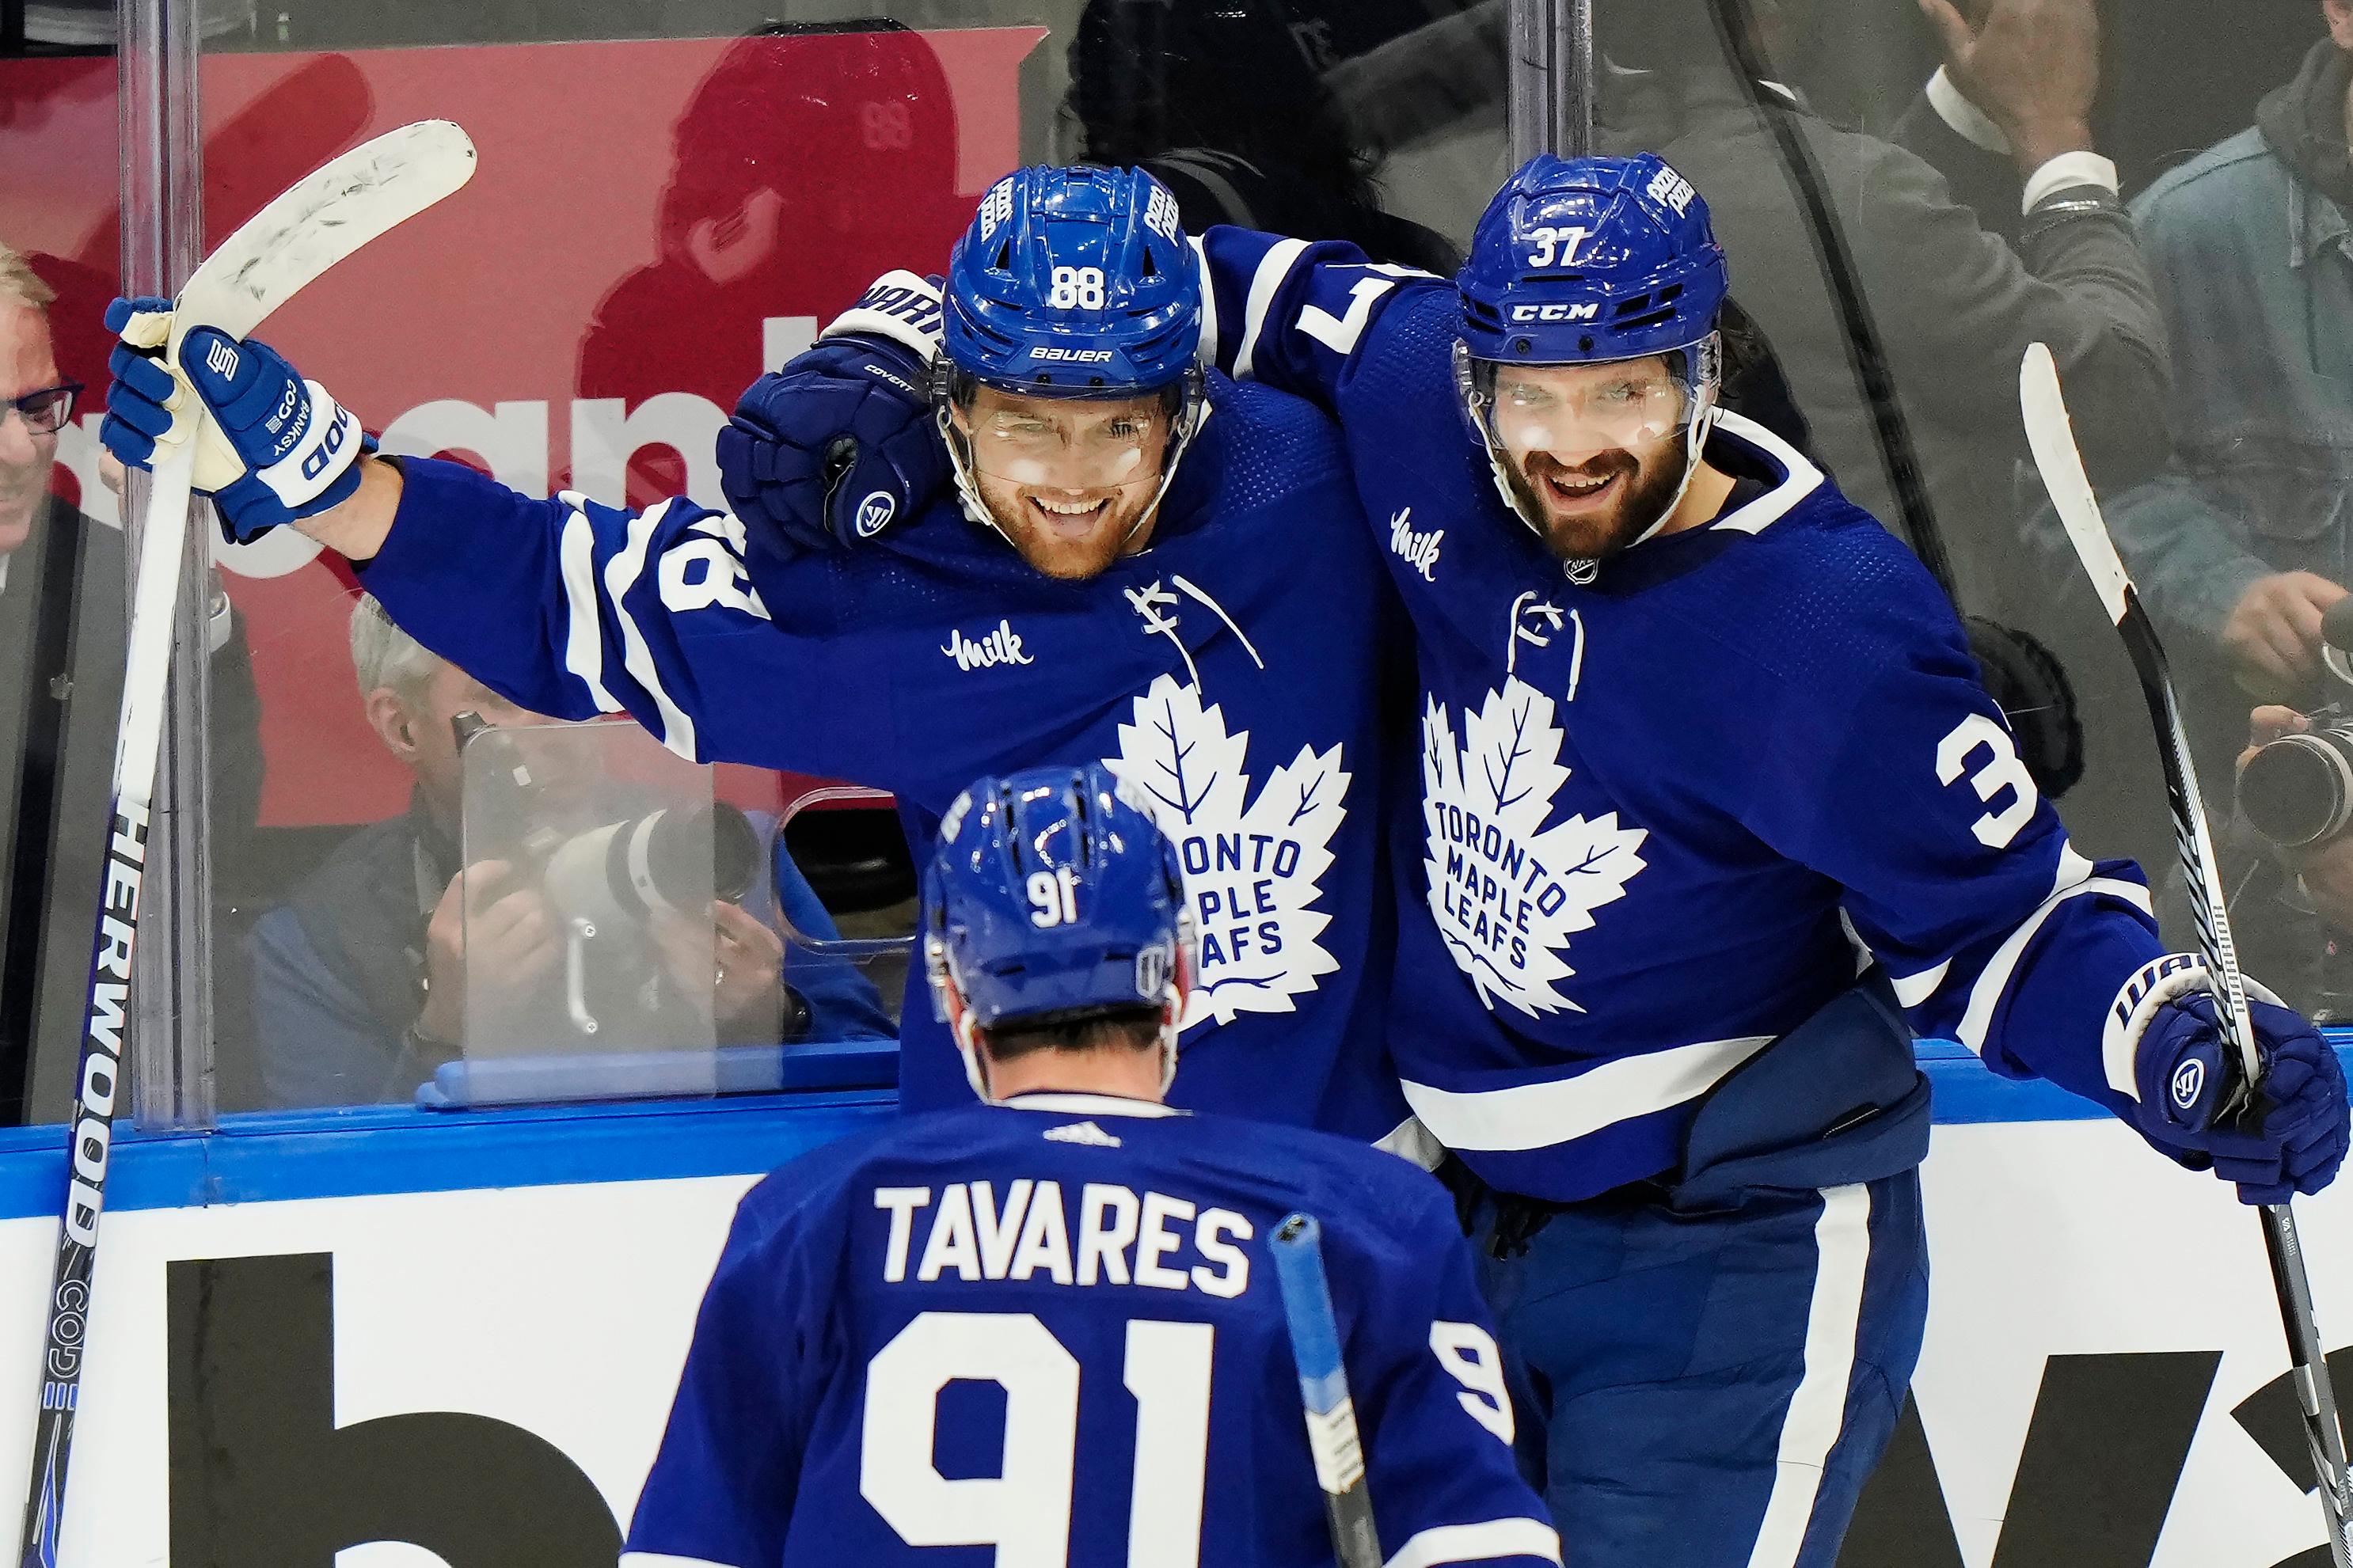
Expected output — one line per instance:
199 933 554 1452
1454 153 1728 575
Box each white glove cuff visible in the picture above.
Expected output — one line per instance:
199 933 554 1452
2101 953 2285 1100
253 384 362 509
822 270 945 363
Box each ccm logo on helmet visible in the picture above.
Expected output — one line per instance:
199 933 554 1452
1509 303 1600 322
1029 346 1115 362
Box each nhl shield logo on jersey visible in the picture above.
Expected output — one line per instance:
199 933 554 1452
1423 678 1647 1016
1107 674 1347 1031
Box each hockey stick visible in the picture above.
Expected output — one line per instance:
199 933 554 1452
1270 1212 1382 1568
2020 340 2353 1567
13 120 476 1568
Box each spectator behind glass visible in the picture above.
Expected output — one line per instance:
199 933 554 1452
246 595 890 1109
2107 3 2353 1014
1590 0 2172 860
0 243 261 1124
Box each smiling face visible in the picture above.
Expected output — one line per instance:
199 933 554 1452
1484 355 1699 564
952 382 1176 580
0 296 61 558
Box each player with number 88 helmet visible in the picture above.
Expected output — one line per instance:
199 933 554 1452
935 165 1211 580
1454 152 1730 578
924 761 1197 1103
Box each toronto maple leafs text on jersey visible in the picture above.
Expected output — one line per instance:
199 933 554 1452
351 375 1416 1144
622 1094 1562 1568
1188 226 2179 1202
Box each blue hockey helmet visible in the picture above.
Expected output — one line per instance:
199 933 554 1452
1458 152 1728 365
1454 154 1731 559
923 761 1196 1100
938 165 1213 553
943 164 1203 395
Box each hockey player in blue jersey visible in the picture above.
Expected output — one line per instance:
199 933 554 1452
694 154 2351 1567
619 761 1561 1568
96 165 1418 1147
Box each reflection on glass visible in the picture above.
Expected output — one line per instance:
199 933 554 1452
2108 17 2353 1017
1055 0 1488 267
0 48 267 1123
245 598 890 1111
1587 0 2186 884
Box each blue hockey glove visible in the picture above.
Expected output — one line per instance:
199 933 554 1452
717 271 948 552
2113 956 2350 1205
100 294 370 545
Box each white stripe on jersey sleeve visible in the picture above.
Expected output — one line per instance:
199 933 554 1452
557 502 620 713
1383 1517 1564 1568
1955 866 2153 1054
601 497 700 760
1234 236 1310 380
1188 234 1220 366
618 1555 738 1568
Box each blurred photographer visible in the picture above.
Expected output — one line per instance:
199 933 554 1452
2230 700 2353 1019
249 595 887 1108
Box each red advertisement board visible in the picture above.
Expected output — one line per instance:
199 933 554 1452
0 27 1040 823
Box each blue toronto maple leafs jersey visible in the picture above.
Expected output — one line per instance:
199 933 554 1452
1189 227 2176 1202
353 374 1413 1144
622 1092 1562 1568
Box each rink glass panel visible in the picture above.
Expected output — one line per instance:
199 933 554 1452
0 30 128 1126
29 0 2325 1118
1591 0 2353 1016
4 0 1493 1118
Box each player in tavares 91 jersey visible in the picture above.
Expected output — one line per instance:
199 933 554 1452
703 154 2352 1568
95 165 1420 1151
619 762 1561 1568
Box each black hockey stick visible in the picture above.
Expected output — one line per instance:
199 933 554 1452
1271 1212 1382 1568
2021 341 2353 1568
13 122 476 1568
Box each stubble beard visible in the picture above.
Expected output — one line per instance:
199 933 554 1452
979 477 1158 582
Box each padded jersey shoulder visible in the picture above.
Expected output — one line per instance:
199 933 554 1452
1636 479 1979 714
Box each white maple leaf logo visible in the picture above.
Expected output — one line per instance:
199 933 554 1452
1108 674 1348 1030
1423 676 1648 1017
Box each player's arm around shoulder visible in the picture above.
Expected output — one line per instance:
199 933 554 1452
1313 1157 1560 1567
1192 226 1440 411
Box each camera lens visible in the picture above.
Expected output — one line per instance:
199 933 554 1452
2240 730 2353 847
614 803 761 918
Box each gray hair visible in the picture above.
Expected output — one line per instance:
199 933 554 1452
0 242 55 313
350 594 442 705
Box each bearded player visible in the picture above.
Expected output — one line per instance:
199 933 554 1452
712 153 2351 1566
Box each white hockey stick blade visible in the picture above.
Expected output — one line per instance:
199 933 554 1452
2020 341 2132 625
163 119 477 363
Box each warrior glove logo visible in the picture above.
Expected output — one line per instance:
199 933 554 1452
1423 678 1647 1016
2171 1057 2207 1114
853 490 895 537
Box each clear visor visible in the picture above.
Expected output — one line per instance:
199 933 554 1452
1458 338 1719 459
947 381 1184 492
